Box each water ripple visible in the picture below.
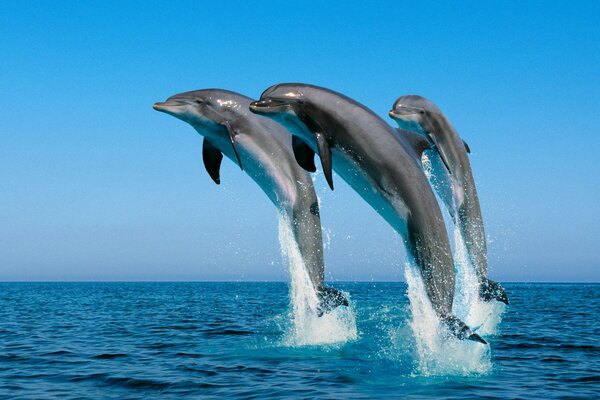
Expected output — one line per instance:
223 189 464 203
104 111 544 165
0 282 598 399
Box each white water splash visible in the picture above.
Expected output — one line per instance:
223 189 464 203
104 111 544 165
422 152 505 336
402 154 505 374
277 214 357 346
404 264 492 375
452 226 506 335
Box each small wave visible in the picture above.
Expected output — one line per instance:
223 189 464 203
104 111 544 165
102 376 172 390
175 365 218 376
92 353 127 360
502 343 547 350
151 324 198 332
203 329 254 337
501 343 598 353
41 350 72 356
175 352 206 358
561 344 599 353
69 372 109 382
214 365 275 375
140 342 178 350
0 354 28 362
540 356 567 363
567 375 600 383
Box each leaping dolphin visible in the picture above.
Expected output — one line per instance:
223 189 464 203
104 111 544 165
153 89 348 315
250 83 486 343
389 95 508 305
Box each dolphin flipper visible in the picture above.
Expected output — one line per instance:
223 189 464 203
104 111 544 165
292 136 317 172
202 139 224 185
297 112 333 189
316 132 334 190
479 278 509 305
220 121 243 170
441 315 487 344
316 287 349 317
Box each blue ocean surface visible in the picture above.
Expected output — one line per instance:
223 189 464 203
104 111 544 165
0 282 598 399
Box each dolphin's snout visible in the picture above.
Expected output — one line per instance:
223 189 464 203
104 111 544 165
249 100 270 110
153 99 188 114
249 99 291 114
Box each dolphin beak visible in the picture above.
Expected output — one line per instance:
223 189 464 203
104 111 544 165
249 99 290 114
390 105 424 116
249 100 270 110
153 102 167 111
389 108 418 118
153 100 187 114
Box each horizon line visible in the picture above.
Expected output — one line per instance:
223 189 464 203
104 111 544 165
0 280 598 284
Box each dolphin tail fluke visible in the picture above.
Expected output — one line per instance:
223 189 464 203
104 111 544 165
479 278 509 305
316 287 349 317
441 315 487 344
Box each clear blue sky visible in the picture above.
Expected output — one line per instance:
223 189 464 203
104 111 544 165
1 1 598 281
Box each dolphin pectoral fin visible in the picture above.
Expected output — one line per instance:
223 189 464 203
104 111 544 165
463 140 471 154
316 132 334 190
202 139 224 185
395 128 432 160
479 278 509 305
220 121 243 171
316 287 349 316
441 315 487 344
292 136 317 172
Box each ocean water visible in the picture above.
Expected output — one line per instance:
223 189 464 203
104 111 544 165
0 282 598 399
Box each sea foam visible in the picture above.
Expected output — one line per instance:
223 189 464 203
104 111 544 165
405 264 492 375
277 214 357 346
452 225 506 336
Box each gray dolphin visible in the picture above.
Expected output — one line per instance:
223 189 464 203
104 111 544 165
250 83 485 343
389 95 508 305
153 89 348 315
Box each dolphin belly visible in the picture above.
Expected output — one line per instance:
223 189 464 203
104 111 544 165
237 141 347 311
330 148 410 239
330 148 458 318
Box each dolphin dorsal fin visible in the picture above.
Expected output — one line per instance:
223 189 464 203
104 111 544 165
316 132 334 190
463 140 471 154
292 136 317 172
202 138 224 185
396 128 432 160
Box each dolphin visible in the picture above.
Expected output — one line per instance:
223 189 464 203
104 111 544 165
153 89 348 315
389 95 508 305
250 83 486 343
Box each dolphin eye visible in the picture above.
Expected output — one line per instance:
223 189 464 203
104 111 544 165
196 99 203 104
419 110 425 115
